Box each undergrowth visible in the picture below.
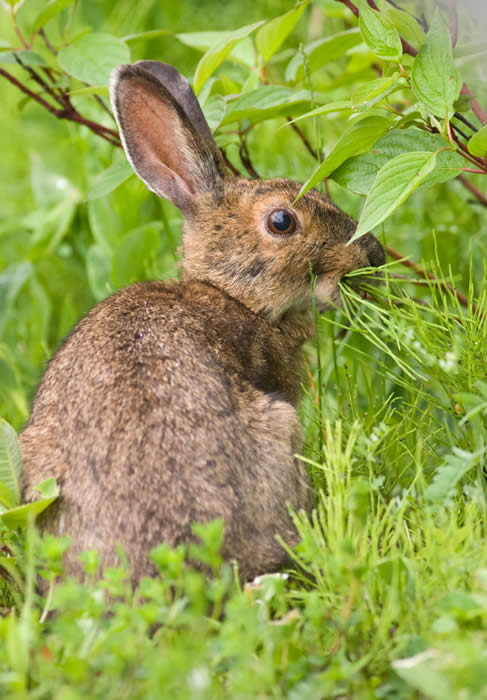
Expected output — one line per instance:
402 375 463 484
1 264 487 698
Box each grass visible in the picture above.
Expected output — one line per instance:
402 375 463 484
1 263 487 698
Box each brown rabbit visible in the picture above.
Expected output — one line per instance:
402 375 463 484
20 61 385 584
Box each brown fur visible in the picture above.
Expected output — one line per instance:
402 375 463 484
20 62 385 584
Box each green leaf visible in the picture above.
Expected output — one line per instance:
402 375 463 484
425 448 479 507
202 95 226 131
29 192 79 255
0 418 22 508
68 85 109 96
393 651 453 699
0 50 45 66
411 10 462 119
111 223 162 288
122 29 171 43
35 477 59 499
0 262 33 336
351 74 404 109
351 150 437 241
256 1 309 63
297 116 391 198
285 29 362 82
193 21 264 95
1 498 58 529
332 128 465 195
468 124 487 158
285 100 351 126
87 160 133 201
382 5 426 48
32 0 76 34
222 86 310 125
357 0 402 61
86 244 112 301
58 33 130 86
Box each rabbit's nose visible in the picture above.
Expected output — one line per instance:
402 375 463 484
364 235 385 268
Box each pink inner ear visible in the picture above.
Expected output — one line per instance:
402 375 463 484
120 78 198 199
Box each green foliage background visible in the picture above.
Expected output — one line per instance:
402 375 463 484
0 0 487 697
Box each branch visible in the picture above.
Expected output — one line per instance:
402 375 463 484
221 150 242 177
287 118 318 160
0 66 121 147
457 175 487 207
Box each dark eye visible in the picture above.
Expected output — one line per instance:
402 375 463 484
266 209 297 236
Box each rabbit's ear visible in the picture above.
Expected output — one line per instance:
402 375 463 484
110 62 225 213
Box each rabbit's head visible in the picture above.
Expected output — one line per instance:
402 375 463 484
110 62 384 321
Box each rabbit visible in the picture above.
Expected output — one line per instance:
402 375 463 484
20 61 385 585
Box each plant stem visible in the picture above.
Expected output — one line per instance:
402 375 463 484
385 246 475 312
458 176 487 207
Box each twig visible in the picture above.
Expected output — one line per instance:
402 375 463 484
239 138 261 179
39 28 58 56
460 84 487 126
451 129 487 170
287 118 318 160
449 121 469 141
454 112 478 134
0 67 121 147
14 55 67 108
385 246 475 312
222 150 242 177
458 176 487 207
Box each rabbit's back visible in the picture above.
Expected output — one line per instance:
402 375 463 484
21 280 312 580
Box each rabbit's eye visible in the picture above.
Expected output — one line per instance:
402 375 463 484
267 209 297 236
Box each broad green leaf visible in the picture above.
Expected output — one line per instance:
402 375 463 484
36 477 59 499
32 0 76 34
193 21 264 94
382 5 426 48
285 100 351 126
222 86 310 125
357 0 402 61
87 160 133 201
29 192 79 255
352 150 437 241
256 0 309 63
68 85 109 96
411 10 462 119
177 30 236 51
468 124 487 157
176 31 258 68
297 116 391 198
122 29 171 43
352 74 406 111
333 128 464 194
425 448 478 507
0 418 22 508
0 50 45 66
202 95 226 131
0 261 33 336
1 497 58 529
86 244 112 301
393 651 453 699
58 33 130 86
285 29 362 82
111 223 162 288
88 197 121 254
